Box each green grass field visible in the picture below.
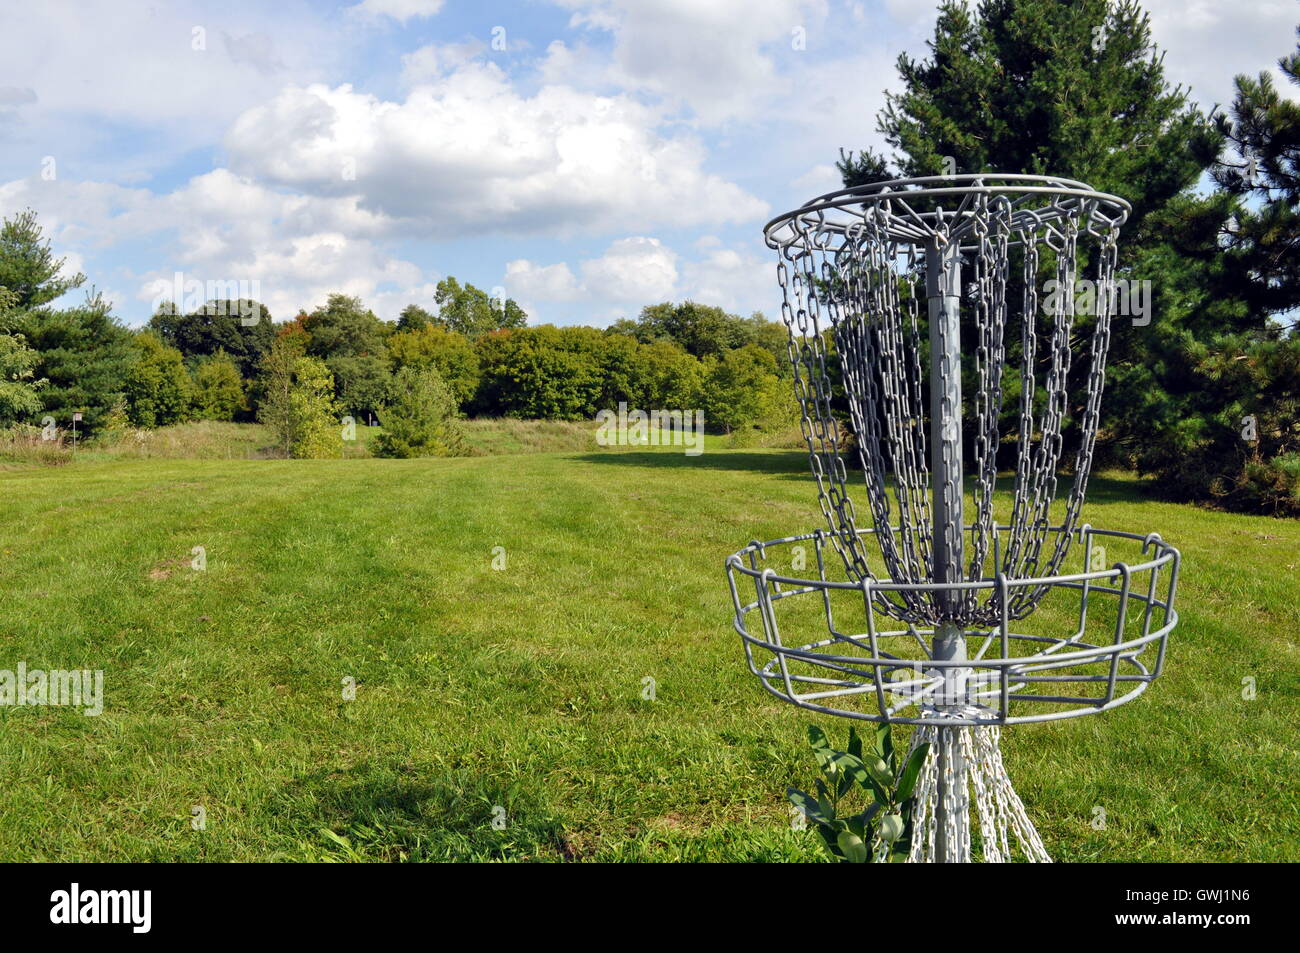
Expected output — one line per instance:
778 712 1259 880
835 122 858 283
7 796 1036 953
0 437 1295 861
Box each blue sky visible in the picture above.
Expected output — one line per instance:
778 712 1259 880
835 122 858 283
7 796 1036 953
1 0 1295 327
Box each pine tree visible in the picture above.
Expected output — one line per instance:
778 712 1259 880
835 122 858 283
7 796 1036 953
0 209 85 310
18 290 134 433
1211 25 1300 318
1131 25 1300 512
373 365 466 458
0 210 133 432
834 0 1232 475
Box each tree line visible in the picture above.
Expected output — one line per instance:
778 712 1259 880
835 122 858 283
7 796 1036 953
0 0 1293 512
0 215 795 459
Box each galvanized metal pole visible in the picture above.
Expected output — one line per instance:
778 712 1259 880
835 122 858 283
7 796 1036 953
927 236 969 862
927 236 964 604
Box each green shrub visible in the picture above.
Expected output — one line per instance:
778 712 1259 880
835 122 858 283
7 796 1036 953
124 330 192 427
287 357 343 459
787 723 929 864
373 365 466 458
192 350 246 421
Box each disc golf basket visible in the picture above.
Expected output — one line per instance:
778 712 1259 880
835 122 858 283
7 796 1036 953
725 174 1181 862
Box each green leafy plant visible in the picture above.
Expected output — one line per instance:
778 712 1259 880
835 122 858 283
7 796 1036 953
787 723 929 863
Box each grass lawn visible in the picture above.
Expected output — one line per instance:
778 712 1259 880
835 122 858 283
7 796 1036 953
0 442 1295 861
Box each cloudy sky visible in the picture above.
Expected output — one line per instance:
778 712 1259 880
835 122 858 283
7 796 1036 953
0 0 1295 327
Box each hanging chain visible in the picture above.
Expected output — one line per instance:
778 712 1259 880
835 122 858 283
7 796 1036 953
773 194 1120 627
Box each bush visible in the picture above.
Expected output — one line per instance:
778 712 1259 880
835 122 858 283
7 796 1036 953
257 343 342 459
192 350 246 421
698 344 795 437
287 357 343 459
124 331 192 427
373 365 466 458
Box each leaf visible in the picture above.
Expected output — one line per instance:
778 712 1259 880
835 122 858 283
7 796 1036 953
865 754 893 787
877 722 895 771
825 749 871 789
878 812 904 844
847 724 863 760
835 766 854 800
818 794 835 821
837 829 870 864
864 772 891 808
897 742 931 802
846 802 880 842
787 786 832 827
851 802 882 826
846 814 866 840
808 724 835 774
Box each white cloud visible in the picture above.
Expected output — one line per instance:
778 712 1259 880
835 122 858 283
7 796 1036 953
347 0 445 24
222 32 286 76
56 250 86 285
792 163 842 195
580 237 678 303
222 65 768 237
505 237 677 306
399 41 486 87
505 259 583 302
0 170 430 324
0 2 334 178
504 235 776 320
558 0 830 123
680 244 775 316
146 230 427 321
0 87 37 107
1141 0 1298 111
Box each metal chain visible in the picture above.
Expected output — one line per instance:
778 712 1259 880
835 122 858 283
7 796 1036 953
773 195 1121 627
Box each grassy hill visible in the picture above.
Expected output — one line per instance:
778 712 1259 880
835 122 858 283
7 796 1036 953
0 443 1294 861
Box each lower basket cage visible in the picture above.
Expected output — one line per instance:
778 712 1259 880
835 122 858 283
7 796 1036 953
725 525 1179 727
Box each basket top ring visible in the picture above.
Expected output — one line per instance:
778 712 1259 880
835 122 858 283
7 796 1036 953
764 172 1131 252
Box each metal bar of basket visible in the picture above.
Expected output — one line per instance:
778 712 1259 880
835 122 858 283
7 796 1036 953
1103 563 1133 705
1154 550 1180 679
997 573 1011 722
926 232 967 863
927 236 965 618
861 579 891 723
1077 523 1094 640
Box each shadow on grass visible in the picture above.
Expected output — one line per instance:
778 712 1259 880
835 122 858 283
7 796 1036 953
576 449 812 477
1075 473 1156 506
277 763 566 862
575 451 1156 506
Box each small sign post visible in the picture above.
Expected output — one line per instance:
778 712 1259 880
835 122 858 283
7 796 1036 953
72 412 82 450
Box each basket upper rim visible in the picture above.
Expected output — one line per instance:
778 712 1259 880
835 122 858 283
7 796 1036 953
763 172 1132 250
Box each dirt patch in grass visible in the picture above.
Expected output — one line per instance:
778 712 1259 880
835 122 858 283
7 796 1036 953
147 555 192 580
